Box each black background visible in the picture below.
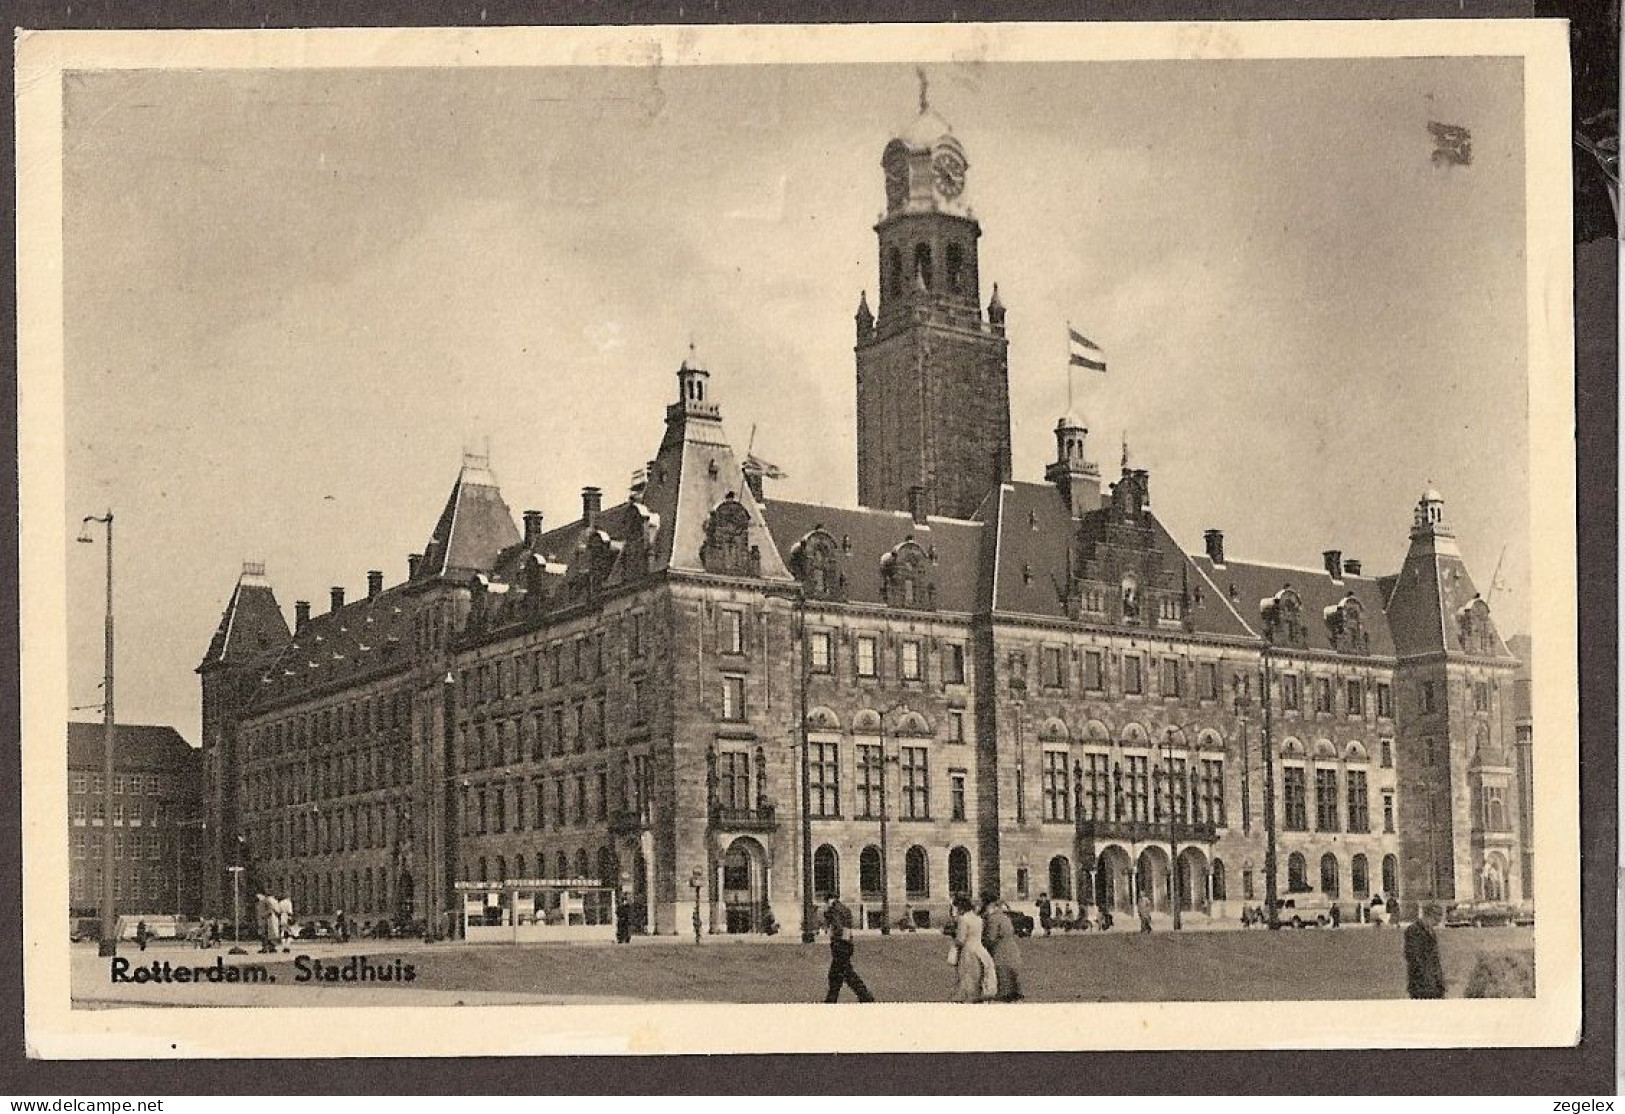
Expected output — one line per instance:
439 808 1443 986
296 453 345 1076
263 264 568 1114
0 0 1615 1095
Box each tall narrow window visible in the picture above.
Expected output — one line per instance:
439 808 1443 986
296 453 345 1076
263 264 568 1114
1042 750 1071 821
808 631 833 674
945 241 964 293
1315 768 1340 831
901 747 929 819
1283 768 1308 831
1084 650 1104 691
720 610 744 655
856 635 878 679
1124 656 1144 695
914 242 932 289
855 745 882 819
950 771 967 821
721 676 746 722
809 742 840 818
1347 770 1370 832
944 644 966 685
901 640 923 682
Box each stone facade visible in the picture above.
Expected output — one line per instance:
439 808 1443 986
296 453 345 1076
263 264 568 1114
197 95 1528 938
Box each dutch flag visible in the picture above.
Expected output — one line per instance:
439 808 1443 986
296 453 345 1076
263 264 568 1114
1068 327 1107 373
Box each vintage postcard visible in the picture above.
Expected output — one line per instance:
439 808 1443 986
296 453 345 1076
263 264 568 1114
16 20 1578 1057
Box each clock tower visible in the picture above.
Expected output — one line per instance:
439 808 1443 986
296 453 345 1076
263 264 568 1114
855 79 1012 520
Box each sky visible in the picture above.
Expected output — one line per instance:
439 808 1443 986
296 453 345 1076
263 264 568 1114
61 57 1530 744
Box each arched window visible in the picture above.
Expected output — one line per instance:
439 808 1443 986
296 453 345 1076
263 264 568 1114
598 846 618 886
574 848 590 879
1048 855 1073 900
1351 853 1369 898
1211 858 1227 901
946 242 964 293
859 846 883 899
905 845 929 900
556 850 569 879
948 847 971 897
514 853 526 880
914 242 933 289
478 856 488 883
495 855 506 884
1381 853 1399 900
1320 853 1340 897
1287 851 1308 893
886 246 903 296
813 845 839 902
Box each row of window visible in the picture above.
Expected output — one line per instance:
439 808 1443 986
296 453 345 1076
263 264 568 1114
462 757 652 836
458 686 649 771
1059 752 1229 826
1281 767 1393 834
1284 850 1400 900
71 830 172 859
806 631 968 685
460 613 650 708
247 689 411 759
1417 678 1498 715
266 865 406 917
245 744 410 811
70 800 176 825
70 865 174 901
250 797 412 861
805 743 965 821
69 773 172 797
811 842 974 902
461 847 615 887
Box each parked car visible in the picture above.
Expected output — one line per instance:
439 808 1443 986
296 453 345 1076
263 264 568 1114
1273 896 1334 928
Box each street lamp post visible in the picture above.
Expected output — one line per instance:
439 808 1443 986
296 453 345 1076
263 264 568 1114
689 867 703 944
795 603 816 944
227 864 246 954
77 511 116 957
1155 731 1183 931
1258 648 1280 929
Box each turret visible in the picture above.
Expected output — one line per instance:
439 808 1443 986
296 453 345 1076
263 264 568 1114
1044 412 1101 518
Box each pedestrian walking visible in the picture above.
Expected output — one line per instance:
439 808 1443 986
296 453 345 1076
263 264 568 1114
821 896 875 1003
614 890 632 944
1386 894 1400 924
1330 903 1342 928
981 895 1025 1002
948 894 996 1002
1137 893 1154 933
335 909 348 944
135 920 149 951
1036 892 1053 937
1404 904 1447 999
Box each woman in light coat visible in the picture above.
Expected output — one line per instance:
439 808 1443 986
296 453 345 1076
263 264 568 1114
981 894 1026 1002
949 894 997 1002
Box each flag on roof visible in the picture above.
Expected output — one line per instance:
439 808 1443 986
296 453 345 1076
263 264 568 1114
742 453 787 480
1068 327 1106 372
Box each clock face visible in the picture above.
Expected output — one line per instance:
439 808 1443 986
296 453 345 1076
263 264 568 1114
932 150 966 199
884 159 908 208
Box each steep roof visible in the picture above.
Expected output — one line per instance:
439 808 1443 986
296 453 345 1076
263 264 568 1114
761 499 983 612
197 564 290 673
987 480 1254 640
67 722 198 771
1385 524 1515 661
1190 554 1398 657
249 582 422 711
418 454 521 581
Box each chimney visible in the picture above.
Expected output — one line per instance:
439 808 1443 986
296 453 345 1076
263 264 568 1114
1203 529 1226 566
1343 558 1363 577
582 486 602 527
330 586 346 612
407 553 423 579
907 484 929 525
523 510 544 548
367 570 384 599
1322 550 1343 580
294 600 311 631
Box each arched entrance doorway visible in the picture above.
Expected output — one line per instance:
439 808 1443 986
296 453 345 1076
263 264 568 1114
1137 846 1171 912
721 837 768 933
1048 856 1073 902
1096 845 1133 912
1177 847 1208 913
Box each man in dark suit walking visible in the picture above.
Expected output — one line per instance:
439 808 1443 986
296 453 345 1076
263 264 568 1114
1404 903 1447 999
822 896 875 1003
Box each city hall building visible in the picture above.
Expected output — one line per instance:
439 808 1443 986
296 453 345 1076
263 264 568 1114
198 98 1529 937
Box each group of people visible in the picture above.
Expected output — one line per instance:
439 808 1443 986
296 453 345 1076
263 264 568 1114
1034 893 1111 933
818 892 1026 1004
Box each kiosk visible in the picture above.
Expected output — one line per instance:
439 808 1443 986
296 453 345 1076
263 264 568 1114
456 878 618 943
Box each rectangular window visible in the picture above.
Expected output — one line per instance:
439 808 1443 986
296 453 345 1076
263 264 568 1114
1474 682 1490 713
1283 767 1308 831
855 745 882 819
554 781 566 829
493 786 506 833
1160 658 1181 698
72 831 84 857
1382 790 1395 833
1079 650 1103 693
552 708 567 757
1125 755 1150 822
1083 753 1111 820
1042 750 1071 821
947 709 967 743
594 697 608 749
901 640 923 682
1314 677 1333 714
73 801 86 824
72 773 87 795
808 631 833 674
720 610 745 655
112 802 124 826
1421 681 1436 713
1376 682 1393 718
1199 662 1219 701
1200 759 1226 827
721 676 746 722
477 789 488 835
1283 674 1301 712
944 644 966 685
574 703 587 753
629 612 644 659
92 775 103 795
809 742 840 818
1380 738 1394 769
574 777 588 824
717 750 751 811
1346 679 1363 716
596 769 609 820
1040 647 1065 689
1347 770 1370 832
629 677 645 725
950 771 967 821
900 746 929 819
550 646 563 687
113 776 124 795
1124 655 1143 695
855 636 878 679
1315 767 1339 831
